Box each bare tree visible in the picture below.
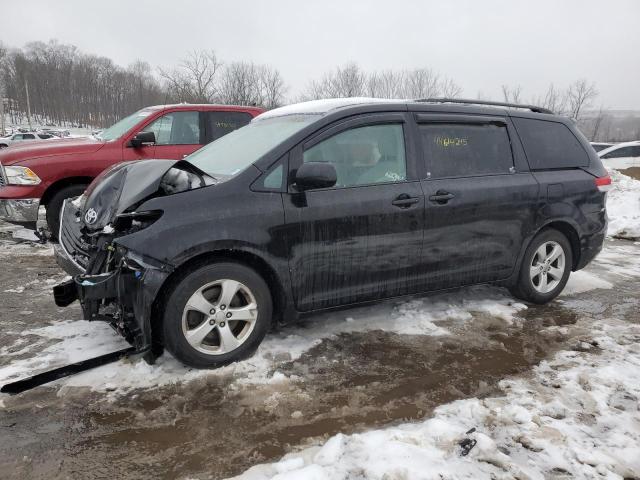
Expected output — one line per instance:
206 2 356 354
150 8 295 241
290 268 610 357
440 77 462 98
501 84 523 103
305 62 366 99
306 63 461 100
589 106 607 141
259 66 286 109
534 83 569 114
217 62 287 108
404 68 441 98
159 50 221 103
567 79 598 121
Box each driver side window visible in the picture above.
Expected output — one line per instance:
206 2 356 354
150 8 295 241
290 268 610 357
144 111 201 145
302 124 406 188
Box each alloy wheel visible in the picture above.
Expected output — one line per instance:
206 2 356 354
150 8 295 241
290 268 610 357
181 279 258 355
529 241 566 294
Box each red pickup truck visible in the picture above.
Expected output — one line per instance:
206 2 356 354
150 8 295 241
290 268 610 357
0 104 263 237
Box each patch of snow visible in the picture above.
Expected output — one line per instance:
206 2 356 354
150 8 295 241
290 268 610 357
230 317 640 480
11 228 40 242
561 270 613 295
607 169 640 240
0 285 526 397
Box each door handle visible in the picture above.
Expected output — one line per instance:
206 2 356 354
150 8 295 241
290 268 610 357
429 190 455 204
391 194 420 208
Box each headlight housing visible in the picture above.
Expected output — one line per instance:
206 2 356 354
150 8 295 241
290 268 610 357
4 166 42 185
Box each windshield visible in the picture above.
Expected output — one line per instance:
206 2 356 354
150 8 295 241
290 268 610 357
97 108 157 141
186 114 320 177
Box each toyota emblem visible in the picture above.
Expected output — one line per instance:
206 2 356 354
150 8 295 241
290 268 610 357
84 208 98 225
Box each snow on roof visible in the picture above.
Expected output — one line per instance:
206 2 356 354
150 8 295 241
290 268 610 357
255 97 406 121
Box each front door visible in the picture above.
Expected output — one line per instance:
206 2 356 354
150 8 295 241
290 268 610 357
283 115 424 311
139 110 204 160
416 117 539 290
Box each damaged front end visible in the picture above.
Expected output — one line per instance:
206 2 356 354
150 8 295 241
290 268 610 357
53 159 215 357
54 197 172 356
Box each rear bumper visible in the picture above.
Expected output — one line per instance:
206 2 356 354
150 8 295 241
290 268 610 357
576 229 606 270
0 198 40 225
575 211 607 271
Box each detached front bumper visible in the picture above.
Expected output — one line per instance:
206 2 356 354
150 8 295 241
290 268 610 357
0 198 40 226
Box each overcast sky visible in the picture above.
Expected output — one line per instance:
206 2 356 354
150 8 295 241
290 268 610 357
2 0 639 109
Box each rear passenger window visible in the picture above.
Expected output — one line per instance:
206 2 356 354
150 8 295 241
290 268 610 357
419 123 513 178
512 117 589 169
206 111 252 142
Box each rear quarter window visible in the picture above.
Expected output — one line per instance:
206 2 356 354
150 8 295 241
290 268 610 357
513 117 589 169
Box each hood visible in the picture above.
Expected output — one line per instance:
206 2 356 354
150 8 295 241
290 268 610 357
0 137 105 166
81 159 215 231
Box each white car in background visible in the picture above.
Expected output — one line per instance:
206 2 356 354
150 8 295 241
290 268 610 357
598 140 640 170
590 142 615 152
0 132 58 149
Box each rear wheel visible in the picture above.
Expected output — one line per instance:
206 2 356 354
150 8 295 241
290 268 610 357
0 144 8 149
162 262 272 368
510 229 573 304
45 184 87 240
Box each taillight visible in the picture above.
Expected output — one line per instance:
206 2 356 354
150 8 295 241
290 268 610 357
595 175 612 192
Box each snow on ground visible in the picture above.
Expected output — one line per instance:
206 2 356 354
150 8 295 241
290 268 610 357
232 317 640 480
228 242 640 480
0 284 526 396
0 241 635 398
607 169 640 240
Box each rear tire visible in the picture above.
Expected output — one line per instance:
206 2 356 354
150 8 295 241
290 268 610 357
45 185 87 240
162 262 272 369
509 229 573 304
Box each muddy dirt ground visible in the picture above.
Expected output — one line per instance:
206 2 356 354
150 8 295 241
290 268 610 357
0 225 638 480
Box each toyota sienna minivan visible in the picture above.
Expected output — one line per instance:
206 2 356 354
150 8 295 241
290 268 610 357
53 98 610 368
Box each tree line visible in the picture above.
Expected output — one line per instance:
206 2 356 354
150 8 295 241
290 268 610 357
0 40 637 141
0 40 165 128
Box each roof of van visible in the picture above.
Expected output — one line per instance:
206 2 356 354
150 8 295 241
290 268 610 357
255 98 557 121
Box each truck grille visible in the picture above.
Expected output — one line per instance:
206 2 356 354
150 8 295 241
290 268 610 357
59 201 91 270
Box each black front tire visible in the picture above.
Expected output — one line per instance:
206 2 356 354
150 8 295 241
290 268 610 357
162 262 272 369
45 185 87 240
509 228 573 304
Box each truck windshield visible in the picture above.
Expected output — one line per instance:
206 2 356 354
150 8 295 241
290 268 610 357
186 114 320 177
97 108 157 141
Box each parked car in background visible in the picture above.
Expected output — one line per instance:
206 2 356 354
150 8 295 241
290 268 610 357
53 98 609 369
590 142 615 152
0 132 58 148
598 140 640 170
0 104 264 237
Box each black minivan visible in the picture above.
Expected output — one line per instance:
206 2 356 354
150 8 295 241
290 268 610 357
54 98 610 368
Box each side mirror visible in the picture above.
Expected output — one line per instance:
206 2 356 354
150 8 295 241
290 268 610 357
294 162 337 191
127 131 156 148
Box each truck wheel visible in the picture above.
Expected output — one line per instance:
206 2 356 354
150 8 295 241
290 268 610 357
46 185 87 240
162 262 272 369
509 229 573 304
0 144 8 149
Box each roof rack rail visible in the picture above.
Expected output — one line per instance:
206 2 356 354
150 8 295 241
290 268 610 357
415 98 554 114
